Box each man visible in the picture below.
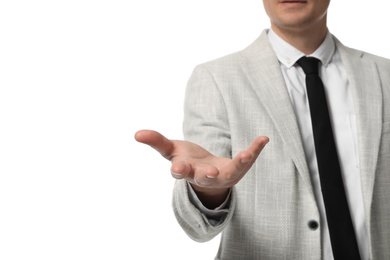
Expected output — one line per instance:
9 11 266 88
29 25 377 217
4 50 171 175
135 0 390 259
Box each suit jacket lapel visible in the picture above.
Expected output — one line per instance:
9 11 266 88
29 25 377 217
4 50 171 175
335 38 383 236
239 31 315 198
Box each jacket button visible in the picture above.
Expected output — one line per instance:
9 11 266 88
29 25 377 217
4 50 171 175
308 220 319 230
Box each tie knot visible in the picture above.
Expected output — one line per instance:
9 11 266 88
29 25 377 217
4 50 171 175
297 57 320 75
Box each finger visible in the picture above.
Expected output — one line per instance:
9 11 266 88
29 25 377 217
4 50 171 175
223 150 254 180
222 136 269 180
134 130 174 159
192 164 220 187
246 136 269 161
171 160 191 179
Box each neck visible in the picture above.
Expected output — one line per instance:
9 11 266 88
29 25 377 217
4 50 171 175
271 21 328 55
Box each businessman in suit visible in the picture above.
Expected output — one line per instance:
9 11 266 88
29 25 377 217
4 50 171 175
135 0 390 259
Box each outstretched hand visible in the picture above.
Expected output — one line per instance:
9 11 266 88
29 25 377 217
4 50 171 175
134 130 269 208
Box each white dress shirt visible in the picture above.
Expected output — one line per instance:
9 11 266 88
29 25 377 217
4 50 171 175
188 28 370 260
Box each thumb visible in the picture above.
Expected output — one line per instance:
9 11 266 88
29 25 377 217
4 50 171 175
134 130 174 159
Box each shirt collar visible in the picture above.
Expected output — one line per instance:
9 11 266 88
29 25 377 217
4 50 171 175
267 28 336 69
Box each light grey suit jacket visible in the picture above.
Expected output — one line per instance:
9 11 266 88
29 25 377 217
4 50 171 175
172 30 390 259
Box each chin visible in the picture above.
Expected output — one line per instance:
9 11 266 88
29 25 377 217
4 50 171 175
275 14 314 29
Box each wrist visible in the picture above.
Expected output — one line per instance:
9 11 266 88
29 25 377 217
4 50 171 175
189 183 230 209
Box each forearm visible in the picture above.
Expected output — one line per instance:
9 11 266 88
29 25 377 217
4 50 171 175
172 179 236 242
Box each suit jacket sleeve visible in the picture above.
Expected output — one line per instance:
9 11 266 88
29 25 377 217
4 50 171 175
172 64 237 242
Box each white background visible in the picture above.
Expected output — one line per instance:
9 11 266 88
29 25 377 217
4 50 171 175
0 1 389 259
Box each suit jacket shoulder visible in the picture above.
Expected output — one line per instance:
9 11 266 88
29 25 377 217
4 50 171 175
194 30 274 73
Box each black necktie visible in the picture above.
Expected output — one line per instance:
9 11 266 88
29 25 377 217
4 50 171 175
297 57 361 260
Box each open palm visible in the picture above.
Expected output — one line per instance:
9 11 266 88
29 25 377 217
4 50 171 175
135 130 269 207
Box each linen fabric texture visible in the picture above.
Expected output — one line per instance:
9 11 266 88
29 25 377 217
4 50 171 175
172 30 390 260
